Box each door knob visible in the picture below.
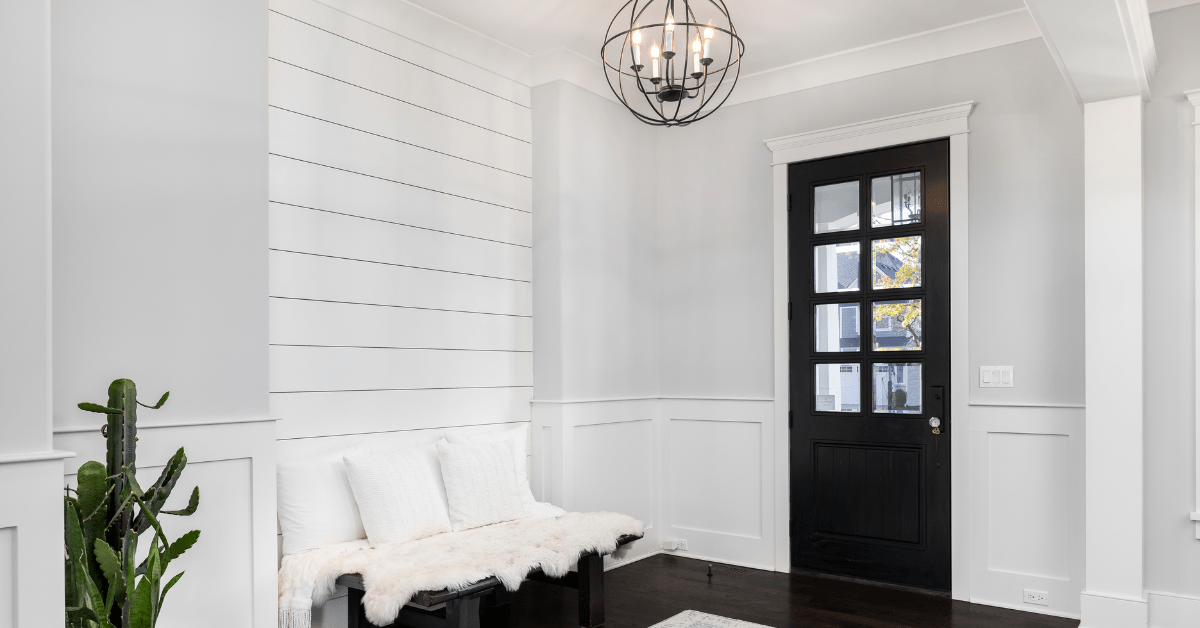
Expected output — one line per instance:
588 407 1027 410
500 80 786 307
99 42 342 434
929 416 941 434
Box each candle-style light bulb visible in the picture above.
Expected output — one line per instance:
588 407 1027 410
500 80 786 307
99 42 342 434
632 23 642 66
692 35 702 73
664 11 675 53
650 40 660 78
703 20 714 60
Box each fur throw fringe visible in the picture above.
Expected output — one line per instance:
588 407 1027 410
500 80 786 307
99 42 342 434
278 511 643 628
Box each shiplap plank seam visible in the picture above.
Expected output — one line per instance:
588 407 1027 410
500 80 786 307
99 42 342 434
269 202 531 248
269 8 529 109
269 153 531 214
273 386 533 393
269 57 529 144
271 344 531 352
268 296 533 319
268 104 531 179
270 249 531 283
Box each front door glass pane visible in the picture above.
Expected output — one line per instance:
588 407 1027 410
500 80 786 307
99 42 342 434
872 299 922 351
814 242 860 293
814 181 860 233
815 303 860 352
815 363 860 412
872 236 922 289
871 172 922 227
873 363 922 414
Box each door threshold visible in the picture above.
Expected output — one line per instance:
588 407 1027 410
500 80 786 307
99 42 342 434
789 568 951 599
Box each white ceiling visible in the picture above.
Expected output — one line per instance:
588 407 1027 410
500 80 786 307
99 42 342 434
403 0 1029 76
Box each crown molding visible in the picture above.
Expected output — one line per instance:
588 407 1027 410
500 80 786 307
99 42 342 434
532 10 1038 110
1187 88 1200 109
726 9 1038 108
764 101 975 165
530 47 619 104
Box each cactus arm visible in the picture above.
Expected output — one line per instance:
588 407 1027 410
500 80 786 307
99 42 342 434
129 575 153 628
78 403 124 414
136 391 169 410
132 448 187 533
160 486 199 516
76 461 109 593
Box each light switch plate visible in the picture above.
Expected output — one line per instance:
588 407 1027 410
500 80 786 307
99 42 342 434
979 366 1013 388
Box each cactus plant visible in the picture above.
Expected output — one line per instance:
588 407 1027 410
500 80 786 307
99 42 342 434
64 379 201 628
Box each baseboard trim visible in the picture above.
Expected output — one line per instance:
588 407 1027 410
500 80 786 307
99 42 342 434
970 597 1081 620
606 548 663 571
1080 591 1148 628
1148 590 1200 628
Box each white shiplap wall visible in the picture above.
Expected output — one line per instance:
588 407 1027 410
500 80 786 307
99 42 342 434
268 0 533 441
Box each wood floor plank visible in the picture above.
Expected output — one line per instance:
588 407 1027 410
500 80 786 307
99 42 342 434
504 554 1079 628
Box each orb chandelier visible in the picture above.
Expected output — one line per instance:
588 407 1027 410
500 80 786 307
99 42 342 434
601 0 744 127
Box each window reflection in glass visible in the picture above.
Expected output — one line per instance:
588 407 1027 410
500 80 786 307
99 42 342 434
815 303 860 352
813 181 860 234
872 236 922 289
814 363 860 412
873 363 922 414
814 242 860 293
871 172 921 227
872 299 921 351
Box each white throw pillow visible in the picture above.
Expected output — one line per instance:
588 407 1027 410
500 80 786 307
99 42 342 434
343 443 452 547
277 453 365 556
436 440 528 531
446 425 537 507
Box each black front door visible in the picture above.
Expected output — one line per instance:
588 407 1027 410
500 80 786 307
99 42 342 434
788 139 951 592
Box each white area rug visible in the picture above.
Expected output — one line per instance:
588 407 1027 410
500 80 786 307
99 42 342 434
649 610 774 628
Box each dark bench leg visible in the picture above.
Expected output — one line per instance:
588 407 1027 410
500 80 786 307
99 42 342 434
577 552 604 628
348 587 365 628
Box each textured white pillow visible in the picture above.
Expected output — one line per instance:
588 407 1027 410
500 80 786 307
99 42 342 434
343 443 452 547
277 453 365 556
436 440 528 531
446 425 537 507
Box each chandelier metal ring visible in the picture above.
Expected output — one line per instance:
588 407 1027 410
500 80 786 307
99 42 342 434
601 0 745 127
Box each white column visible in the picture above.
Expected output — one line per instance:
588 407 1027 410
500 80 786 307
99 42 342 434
0 1 69 627
1081 95 1147 628
1189 88 1200 540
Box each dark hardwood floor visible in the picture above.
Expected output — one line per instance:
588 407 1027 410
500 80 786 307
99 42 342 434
505 555 1079 628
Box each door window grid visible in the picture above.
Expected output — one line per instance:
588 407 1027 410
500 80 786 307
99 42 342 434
808 170 926 416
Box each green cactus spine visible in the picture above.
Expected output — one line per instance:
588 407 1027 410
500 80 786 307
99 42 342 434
65 379 200 628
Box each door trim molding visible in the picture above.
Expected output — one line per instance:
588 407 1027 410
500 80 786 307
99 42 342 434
1188 88 1200 539
764 102 974 601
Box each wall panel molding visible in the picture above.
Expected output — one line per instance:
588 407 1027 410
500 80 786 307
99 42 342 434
55 420 278 628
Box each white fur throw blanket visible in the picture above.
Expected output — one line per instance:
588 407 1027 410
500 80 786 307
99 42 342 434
278 511 643 628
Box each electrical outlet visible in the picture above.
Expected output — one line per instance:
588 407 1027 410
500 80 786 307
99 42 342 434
1023 589 1048 606
676 539 687 551
661 539 688 551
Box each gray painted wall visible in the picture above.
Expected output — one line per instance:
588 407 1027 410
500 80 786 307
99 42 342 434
51 0 268 426
533 81 659 400
1145 3 1200 600
656 38 1085 405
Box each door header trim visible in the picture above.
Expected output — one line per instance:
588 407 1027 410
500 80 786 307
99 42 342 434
763 101 975 166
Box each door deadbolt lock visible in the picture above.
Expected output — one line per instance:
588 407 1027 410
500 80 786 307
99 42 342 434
929 416 941 434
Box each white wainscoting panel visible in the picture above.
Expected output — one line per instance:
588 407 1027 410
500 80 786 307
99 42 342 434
659 399 776 570
0 526 11 628
0 455 70 628
55 419 278 628
969 405 1084 619
532 399 660 568
269 0 533 443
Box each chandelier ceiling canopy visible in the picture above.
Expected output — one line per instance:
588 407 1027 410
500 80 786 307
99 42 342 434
601 0 744 127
